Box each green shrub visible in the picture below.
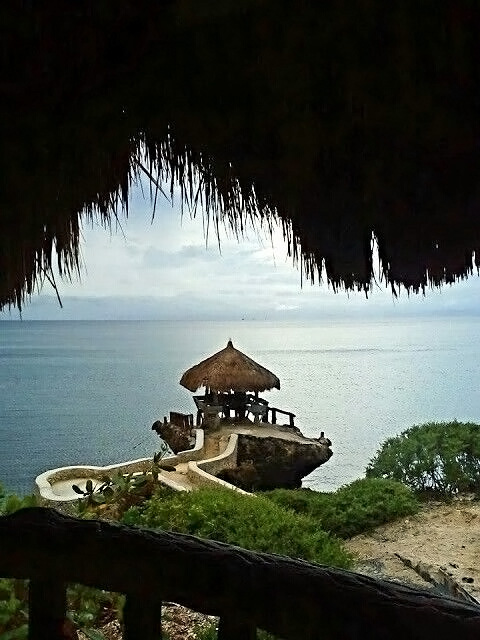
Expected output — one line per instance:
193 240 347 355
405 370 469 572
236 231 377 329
366 421 480 497
265 478 418 539
262 488 330 519
316 478 418 538
0 483 37 516
0 579 28 640
122 487 352 568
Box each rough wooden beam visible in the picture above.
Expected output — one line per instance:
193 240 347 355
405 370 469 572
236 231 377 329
29 578 66 640
123 594 163 640
0 508 479 640
217 616 256 640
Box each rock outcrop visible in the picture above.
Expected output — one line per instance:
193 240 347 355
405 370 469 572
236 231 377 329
151 420 193 454
218 432 332 491
217 462 261 492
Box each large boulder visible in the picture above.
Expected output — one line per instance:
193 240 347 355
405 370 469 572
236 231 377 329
151 420 193 454
217 462 261 492
228 433 332 490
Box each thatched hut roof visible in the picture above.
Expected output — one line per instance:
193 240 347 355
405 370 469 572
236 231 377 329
3 2 480 309
180 340 280 393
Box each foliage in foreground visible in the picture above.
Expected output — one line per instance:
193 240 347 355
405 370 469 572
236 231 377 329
264 477 418 539
366 421 480 497
195 622 277 640
0 484 120 640
0 484 38 640
0 485 37 518
122 486 352 568
74 447 174 518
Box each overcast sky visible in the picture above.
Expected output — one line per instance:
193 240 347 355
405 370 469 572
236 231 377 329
4 181 480 320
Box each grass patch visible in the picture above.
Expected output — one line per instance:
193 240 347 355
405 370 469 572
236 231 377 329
122 486 352 568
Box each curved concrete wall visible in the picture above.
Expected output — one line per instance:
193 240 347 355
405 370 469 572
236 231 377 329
187 434 251 495
36 429 205 502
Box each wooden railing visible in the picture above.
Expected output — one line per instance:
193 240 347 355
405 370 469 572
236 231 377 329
168 411 194 429
267 406 296 428
1 508 480 639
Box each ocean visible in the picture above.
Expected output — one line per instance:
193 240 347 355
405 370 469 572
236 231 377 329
1 317 480 495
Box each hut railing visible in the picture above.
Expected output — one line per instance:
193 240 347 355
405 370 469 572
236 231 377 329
1 508 480 640
267 406 296 427
169 411 194 429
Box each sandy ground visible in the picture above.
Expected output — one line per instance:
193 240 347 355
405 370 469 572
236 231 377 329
345 499 480 600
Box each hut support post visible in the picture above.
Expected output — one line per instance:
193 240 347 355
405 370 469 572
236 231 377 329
271 409 277 424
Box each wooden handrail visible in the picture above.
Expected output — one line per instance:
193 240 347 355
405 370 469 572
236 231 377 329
268 407 296 427
1 508 480 640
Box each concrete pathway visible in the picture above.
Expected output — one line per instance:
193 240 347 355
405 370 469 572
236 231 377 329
38 421 320 501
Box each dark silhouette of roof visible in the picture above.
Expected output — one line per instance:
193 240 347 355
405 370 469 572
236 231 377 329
2 2 480 308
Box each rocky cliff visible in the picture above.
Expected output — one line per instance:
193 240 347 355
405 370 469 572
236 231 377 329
218 433 332 491
151 420 193 453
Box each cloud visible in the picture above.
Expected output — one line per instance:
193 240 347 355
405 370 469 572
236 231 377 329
142 244 219 269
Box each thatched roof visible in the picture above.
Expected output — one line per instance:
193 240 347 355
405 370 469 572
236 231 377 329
3 2 480 309
180 340 280 393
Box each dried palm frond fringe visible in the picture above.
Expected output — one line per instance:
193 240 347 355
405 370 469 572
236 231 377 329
180 340 280 393
2 1 480 310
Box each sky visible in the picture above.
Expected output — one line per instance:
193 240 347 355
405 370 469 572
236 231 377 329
4 180 480 321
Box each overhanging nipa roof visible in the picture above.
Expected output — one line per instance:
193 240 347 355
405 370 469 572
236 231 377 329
2 2 480 309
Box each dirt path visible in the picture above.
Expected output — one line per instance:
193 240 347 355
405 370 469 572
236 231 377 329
345 500 480 599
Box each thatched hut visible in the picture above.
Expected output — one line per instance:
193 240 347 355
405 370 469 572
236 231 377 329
180 339 280 424
180 340 280 394
2 2 480 310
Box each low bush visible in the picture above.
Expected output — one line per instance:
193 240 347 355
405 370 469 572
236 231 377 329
366 421 480 497
264 477 418 539
122 486 352 568
262 487 330 518
0 483 37 517
0 579 28 640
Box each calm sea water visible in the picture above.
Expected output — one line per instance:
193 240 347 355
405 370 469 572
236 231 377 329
1 317 480 495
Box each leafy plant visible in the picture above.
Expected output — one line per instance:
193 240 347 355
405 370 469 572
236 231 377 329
0 579 28 640
67 584 124 638
366 421 480 497
0 484 37 517
74 449 172 517
264 478 418 539
122 487 352 568
72 478 112 506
